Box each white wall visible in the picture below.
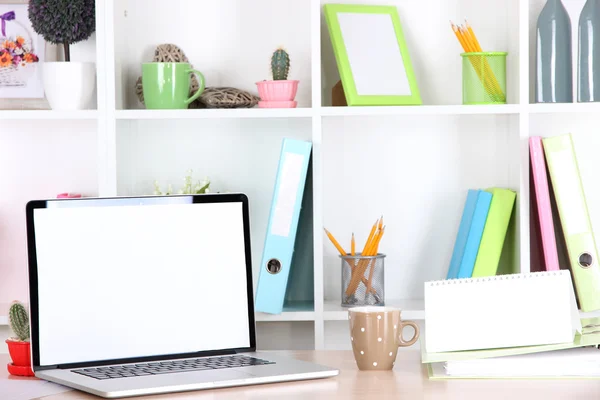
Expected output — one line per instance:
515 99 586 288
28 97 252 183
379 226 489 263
0 121 99 302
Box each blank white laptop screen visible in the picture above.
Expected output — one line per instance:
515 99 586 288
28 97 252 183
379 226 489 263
32 198 250 366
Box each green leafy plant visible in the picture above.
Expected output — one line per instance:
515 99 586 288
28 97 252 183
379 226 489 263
271 48 290 80
154 170 211 195
8 302 29 342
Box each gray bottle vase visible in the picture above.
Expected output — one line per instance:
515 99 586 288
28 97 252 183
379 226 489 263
536 0 573 103
578 0 600 102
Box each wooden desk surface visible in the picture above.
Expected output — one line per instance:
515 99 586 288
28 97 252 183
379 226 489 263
3 351 600 400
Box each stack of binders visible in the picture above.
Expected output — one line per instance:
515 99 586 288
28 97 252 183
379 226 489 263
446 188 516 280
423 269 600 380
530 133 600 312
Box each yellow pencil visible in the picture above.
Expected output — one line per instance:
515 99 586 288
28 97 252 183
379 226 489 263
351 233 356 256
450 21 468 52
372 226 385 255
366 226 386 292
459 26 476 52
324 228 347 256
363 219 378 253
465 19 482 52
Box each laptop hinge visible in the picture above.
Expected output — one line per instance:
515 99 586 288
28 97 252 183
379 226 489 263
236 347 255 353
34 365 57 371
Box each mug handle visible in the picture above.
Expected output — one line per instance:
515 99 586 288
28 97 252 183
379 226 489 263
185 69 206 105
398 320 420 347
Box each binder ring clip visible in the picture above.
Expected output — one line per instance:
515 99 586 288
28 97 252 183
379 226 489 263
266 258 282 274
578 252 593 269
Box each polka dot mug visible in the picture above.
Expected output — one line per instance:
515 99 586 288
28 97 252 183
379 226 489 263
348 306 420 370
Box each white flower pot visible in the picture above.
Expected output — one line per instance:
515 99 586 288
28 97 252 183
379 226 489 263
42 62 96 110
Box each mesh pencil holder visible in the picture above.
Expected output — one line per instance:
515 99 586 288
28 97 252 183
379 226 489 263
461 52 507 105
340 253 385 307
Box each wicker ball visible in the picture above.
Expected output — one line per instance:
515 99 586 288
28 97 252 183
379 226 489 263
200 87 259 108
135 44 205 109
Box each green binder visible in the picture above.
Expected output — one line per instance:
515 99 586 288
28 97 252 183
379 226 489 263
543 134 600 312
422 331 600 380
421 331 600 365
471 188 516 277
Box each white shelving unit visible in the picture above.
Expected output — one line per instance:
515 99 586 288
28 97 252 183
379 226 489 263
3 0 600 352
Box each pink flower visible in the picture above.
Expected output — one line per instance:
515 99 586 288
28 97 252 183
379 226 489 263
12 55 21 66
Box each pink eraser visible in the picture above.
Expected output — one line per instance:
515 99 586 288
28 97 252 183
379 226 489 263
56 193 82 199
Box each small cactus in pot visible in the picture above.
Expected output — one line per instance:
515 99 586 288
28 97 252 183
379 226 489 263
9 302 30 342
256 47 300 108
271 48 291 80
5 301 34 376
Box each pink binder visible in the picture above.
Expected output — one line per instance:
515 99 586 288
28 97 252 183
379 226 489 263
529 137 560 271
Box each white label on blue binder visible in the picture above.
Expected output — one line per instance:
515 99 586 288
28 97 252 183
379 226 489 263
271 152 304 237
552 150 589 235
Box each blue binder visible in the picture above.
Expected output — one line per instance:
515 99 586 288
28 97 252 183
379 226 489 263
255 138 312 314
447 189 479 279
456 190 492 278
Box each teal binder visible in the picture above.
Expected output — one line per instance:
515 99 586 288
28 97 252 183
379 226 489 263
254 138 312 314
456 190 492 279
447 190 479 279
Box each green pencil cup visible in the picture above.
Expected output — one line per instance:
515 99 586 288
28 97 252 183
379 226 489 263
461 52 507 105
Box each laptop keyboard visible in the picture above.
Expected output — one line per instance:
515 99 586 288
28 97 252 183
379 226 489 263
72 355 275 380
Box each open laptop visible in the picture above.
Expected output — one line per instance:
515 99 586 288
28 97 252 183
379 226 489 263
25 194 338 398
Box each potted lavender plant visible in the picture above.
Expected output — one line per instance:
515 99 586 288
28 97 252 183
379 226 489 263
28 0 96 110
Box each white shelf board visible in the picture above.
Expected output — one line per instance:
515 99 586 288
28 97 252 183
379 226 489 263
255 311 315 322
116 108 314 120
113 105 521 120
320 104 520 117
529 103 600 114
323 299 425 321
0 110 98 120
0 313 313 325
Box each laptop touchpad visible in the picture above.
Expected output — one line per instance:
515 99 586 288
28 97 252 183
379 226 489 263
208 369 255 382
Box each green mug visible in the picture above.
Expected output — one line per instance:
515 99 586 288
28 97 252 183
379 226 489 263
142 62 205 109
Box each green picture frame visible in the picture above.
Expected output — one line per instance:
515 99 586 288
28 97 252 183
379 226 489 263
324 4 422 106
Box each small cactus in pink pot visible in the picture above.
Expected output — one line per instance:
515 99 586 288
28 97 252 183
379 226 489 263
256 47 299 108
271 48 290 80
